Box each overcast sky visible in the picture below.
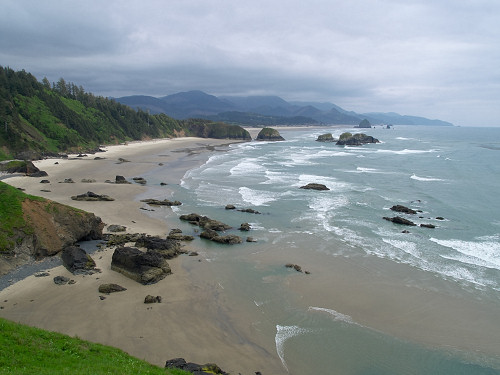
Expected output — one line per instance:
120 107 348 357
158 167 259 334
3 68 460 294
1 0 499 126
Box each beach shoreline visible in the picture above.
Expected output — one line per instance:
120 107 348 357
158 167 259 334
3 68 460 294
0 136 286 374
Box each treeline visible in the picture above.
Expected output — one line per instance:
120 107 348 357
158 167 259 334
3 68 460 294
0 66 250 160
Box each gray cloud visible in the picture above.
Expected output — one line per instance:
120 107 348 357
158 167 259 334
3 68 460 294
1 0 500 126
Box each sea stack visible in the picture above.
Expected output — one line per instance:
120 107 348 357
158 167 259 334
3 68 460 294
255 127 285 141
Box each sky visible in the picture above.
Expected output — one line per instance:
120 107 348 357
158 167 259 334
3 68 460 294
1 0 500 127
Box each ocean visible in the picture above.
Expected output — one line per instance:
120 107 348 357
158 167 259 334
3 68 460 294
144 125 500 374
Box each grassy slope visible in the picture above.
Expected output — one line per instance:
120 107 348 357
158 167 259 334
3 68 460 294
0 318 190 375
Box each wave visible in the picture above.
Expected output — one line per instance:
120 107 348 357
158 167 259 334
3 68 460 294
229 158 266 176
410 174 445 182
239 186 279 206
275 325 310 371
308 306 359 326
431 238 500 270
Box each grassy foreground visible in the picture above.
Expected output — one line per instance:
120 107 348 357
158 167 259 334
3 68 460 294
0 318 190 375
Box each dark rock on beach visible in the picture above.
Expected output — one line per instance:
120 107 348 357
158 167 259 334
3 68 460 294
144 295 162 303
134 235 185 259
61 246 97 275
140 198 182 206
383 216 416 226
115 175 131 184
286 263 303 273
71 191 114 201
165 358 229 375
53 275 71 285
107 224 127 233
111 246 172 285
300 183 330 191
98 283 127 294
132 177 147 185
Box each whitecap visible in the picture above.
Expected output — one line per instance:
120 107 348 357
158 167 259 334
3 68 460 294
275 325 310 371
430 238 500 269
229 158 266 176
239 187 279 206
376 148 438 155
410 174 445 182
382 238 421 259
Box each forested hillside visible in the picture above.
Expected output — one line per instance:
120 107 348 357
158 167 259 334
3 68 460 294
0 66 250 161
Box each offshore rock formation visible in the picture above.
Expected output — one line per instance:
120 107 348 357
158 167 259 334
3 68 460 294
316 133 336 142
256 127 285 141
336 132 380 146
300 183 330 191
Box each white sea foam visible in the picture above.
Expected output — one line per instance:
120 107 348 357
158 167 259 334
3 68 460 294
229 158 266 176
308 306 359 325
239 186 279 206
410 174 445 182
275 325 310 371
431 238 500 269
383 238 421 259
376 148 438 155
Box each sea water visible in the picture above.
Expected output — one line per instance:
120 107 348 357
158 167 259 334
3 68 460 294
146 126 500 374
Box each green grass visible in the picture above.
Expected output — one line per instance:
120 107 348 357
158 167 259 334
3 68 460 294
0 318 190 375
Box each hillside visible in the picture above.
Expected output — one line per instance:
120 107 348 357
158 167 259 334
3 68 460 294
0 66 250 161
0 317 190 375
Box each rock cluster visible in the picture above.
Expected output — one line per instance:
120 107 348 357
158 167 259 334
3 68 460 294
336 133 380 146
71 191 114 201
179 213 232 231
200 229 242 244
165 358 229 375
140 198 182 206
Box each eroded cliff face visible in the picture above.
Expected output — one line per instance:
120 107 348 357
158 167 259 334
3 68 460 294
0 199 103 276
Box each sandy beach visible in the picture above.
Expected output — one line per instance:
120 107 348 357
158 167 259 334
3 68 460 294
0 135 286 375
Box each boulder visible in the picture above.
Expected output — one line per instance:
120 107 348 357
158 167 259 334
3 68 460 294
61 246 97 275
316 133 335 142
179 213 231 231
237 208 261 214
420 223 436 229
383 216 416 226
225 204 236 210
53 275 70 285
134 235 184 258
115 175 130 184
390 205 417 215
256 127 285 141
107 224 127 233
212 235 243 244
239 223 251 231
98 283 127 294
300 183 330 191
111 247 172 285
144 295 162 303
71 191 114 201
132 177 147 185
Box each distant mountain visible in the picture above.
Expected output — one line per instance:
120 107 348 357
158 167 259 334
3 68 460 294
362 112 453 126
115 91 454 127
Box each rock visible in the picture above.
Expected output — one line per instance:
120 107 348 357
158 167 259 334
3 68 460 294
34 271 50 277
402 230 410 233
40 179 50 184
115 175 131 184
212 235 243 244
71 191 114 201
383 216 416 226
133 177 147 184
356 119 372 128
200 229 218 240
98 283 127 294
188 251 199 256
117 158 130 163
99 295 106 300
239 223 251 231
256 127 285 141
225 204 236 210
140 198 182 206
169 229 183 235
165 358 228 375
81 178 96 183
62 178 75 183
316 133 335 142
111 246 172 285
179 213 232 231
144 295 162 303
61 246 97 275
436 217 445 220
285 263 303 272
160 182 167 186
107 224 127 233
237 208 261 214
246 237 257 242
300 183 330 191
390 205 417 215
53 275 70 285
336 132 380 146
420 223 436 228
134 235 184 258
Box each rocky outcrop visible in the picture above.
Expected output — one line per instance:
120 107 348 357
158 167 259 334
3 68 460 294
135 235 185 259
239 223 251 231
0 160 47 176
140 198 182 206
390 205 417 215
356 119 372 128
71 191 114 201
336 132 380 146
200 229 243 244
316 133 335 142
167 229 194 241
144 295 162 303
300 183 330 191
179 213 232 231
383 216 416 226
61 246 98 275
111 246 172 285
115 175 131 184
256 127 285 141
165 358 229 375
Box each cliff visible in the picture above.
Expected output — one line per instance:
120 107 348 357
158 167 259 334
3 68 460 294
0 181 103 275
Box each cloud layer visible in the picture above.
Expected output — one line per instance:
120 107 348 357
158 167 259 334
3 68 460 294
2 0 500 126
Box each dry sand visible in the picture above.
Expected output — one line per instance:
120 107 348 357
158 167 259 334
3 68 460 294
0 137 286 375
